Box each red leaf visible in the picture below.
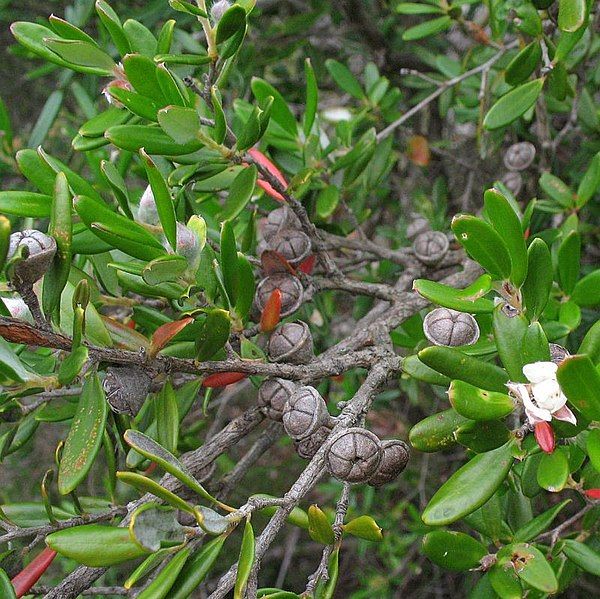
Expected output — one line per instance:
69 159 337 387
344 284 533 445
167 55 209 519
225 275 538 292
534 421 555 454
150 317 194 355
11 548 57 598
260 250 296 276
298 254 316 275
247 148 287 202
407 135 431 167
202 372 247 388
260 289 282 332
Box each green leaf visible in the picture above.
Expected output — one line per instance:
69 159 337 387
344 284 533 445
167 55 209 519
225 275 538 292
141 149 177 250
396 3 445 14
557 231 580 295
422 441 514 526
100 159 133 219
308 505 335 545
557 355 600 421
422 530 487 571
451 215 512 280
0 338 38 383
220 221 239 306
454 419 510 453
117 471 196 515
558 0 587 32
418 346 509 392
157 106 201 145
579 320 600 364
234 520 255 599
156 64 188 107
303 58 318 136
123 429 218 504
402 16 452 41
505 42 542 87
325 59 365 100
489 564 522 598
0 191 52 218
343 515 383 542
211 87 227 144
58 346 89 386
80 107 129 139
586 428 600 472
15 148 56 194
123 19 157 57
216 5 247 44
156 380 179 455
251 78 297 137
402 354 451 386
234 252 256 320
195 309 232 361
235 106 261 151
483 78 544 130
142 255 188 286
0 568 17 599
28 90 64 149
408 408 471 453
58 373 108 495
520 322 550 365
576 152 600 207
498 543 557 593
448 380 515 421
537 447 569 492
169 536 226 599
136 547 190 599
129 503 185 552
221 166 257 221
522 238 553 320
42 172 72 318
108 87 159 121
513 499 571 542
43 38 116 75
412 274 494 313
96 0 131 55
106 124 203 155
539 172 574 207
74 195 165 262
562 539 600 576
492 305 529 382
317 548 339 599
168 0 208 17
483 189 527 286
157 19 176 55
316 185 340 220
46 524 150 566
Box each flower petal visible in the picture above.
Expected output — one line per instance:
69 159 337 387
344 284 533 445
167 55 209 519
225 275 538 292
523 361 557 384
552 405 577 425
531 379 566 411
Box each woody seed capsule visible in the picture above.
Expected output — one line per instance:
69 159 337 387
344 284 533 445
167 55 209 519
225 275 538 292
501 171 523 197
268 321 314 364
257 377 297 421
412 231 449 266
295 423 334 459
282 386 330 440
262 207 301 241
269 229 312 266
423 308 480 346
255 273 303 317
503 142 536 171
103 366 152 416
368 439 410 487
7 230 57 285
549 343 570 365
325 428 383 483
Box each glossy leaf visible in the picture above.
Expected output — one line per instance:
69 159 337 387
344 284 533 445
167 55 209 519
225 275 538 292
220 221 239 306
451 215 512 280
195 309 232 361
557 231 580 295
557 355 600 421
325 59 365 99
422 530 486 571
216 5 247 44
156 380 179 455
137 548 190 599
412 275 494 313
158 106 201 145
483 78 544 130
235 252 256 320
105 124 203 155
403 16 452 41
579 320 600 364
221 165 257 221
0 191 52 218
571 270 600 307
251 77 297 136
343 515 383 542
562 539 600 576
498 543 557 593
234 520 255 599
539 172 574 207
129 503 185 552
308 505 335 545
58 374 108 495
303 58 318 136
586 428 600 472
100 159 132 218
96 0 131 55
422 441 513 525
505 42 542 87
537 447 569 491
0 569 16 599
492 305 529 382
558 0 587 32
522 238 553 320
448 380 515 421
409 408 471 453
513 499 571 542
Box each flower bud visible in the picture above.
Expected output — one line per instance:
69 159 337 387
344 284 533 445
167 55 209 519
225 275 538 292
368 440 410 487
211 0 231 23
7 229 57 285
534 421 555 454
412 231 449 266
282 386 330 440
257 377 297 421
202 372 247 388
325 428 383 483
2 297 33 322
584 489 600 500
173 223 202 273
137 185 160 226
268 321 314 364
423 308 480 347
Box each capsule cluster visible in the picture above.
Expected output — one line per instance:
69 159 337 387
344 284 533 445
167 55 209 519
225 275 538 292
257 380 410 486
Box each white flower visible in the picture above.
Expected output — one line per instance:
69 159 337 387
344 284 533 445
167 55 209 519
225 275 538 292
508 361 576 426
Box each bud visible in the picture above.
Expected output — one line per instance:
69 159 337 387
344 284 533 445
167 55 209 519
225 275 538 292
137 185 160 226
173 223 201 273
503 142 536 171
257 377 296 421
268 321 314 364
407 135 430 167
282 386 330 440
2 297 33 322
260 288 282 333
584 489 600 500
412 231 449 266
202 371 247 388
255 273 303 318
534 421 555 454
103 366 152 416
368 440 410 487
211 0 231 23
423 308 480 347
7 229 57 286
298 254 316 275
325 428 383 483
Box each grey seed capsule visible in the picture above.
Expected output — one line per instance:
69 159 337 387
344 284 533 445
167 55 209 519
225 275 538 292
503 142 536 171
282 385 329 440
423 308 480 347
257 377 297 421
368 439 410 487
501 171 523 197
268 321 314 364
262 207 301 241
7 229 57 285
255 273 303 318
295 424 333 459
412 231 449 266
103 366 152 416
268 229 312 266
325 428 383 483
549 343 570 365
